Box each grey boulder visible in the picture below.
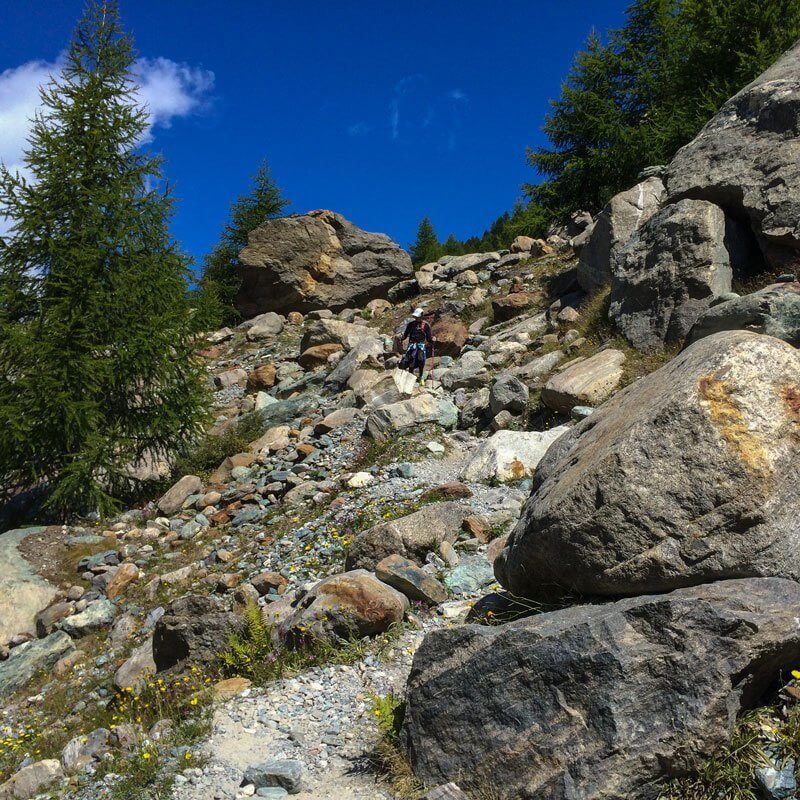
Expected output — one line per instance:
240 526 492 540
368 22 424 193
0 631 74 699
495 331 800 599
59 600 117 637
578 176 664 293
236 210 412 316
153 595 243 671
346 501 470 571
365 394 458 442
375 554 448 606
403 578 800 800
686 280 800 347
610 198 747 350
243 759 303 794
489 373 529 416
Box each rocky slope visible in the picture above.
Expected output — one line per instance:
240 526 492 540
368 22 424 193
1 37 800 800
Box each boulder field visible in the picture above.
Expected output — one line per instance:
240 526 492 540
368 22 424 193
3 37 800 800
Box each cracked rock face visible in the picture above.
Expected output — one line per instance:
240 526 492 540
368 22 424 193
577 176 665 294
403 578 800 800
665 39 800 268
494 330 800 599
236 209 412 316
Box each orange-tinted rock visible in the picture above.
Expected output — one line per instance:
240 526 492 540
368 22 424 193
280 570 408 644
298 343 344 368
105 563 140 600
251 571 288 596
431 317 468 357
209 453 256 484
462 516 490 542
492 293 535 322
246 363 277 392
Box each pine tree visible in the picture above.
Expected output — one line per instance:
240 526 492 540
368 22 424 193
193 160 289 329
0 1 208 516
526 0 800 219
409 216 440 265
441 233 463 257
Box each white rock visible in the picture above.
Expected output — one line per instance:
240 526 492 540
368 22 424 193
347 472 374 489
255 391 278 411
461 427 570 482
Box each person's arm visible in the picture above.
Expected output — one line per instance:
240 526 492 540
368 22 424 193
425 322 433 345
401 322 413 343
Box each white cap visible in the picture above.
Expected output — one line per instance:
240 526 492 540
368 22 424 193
412 307 424 318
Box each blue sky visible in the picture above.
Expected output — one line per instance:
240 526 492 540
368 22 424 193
0 1 629 269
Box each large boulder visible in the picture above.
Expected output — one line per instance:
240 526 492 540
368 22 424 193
245 312 284 340
326 335 385 386
113 637 156 692
609 198 751 350
375 555 448 606
403 577 800 800
439 351 490 391
430 317 468 357
246 363 277 392
578 177 665 293
489 374 529 416
495 331 800 599
157 475 202 516
461 427 570 483
355 368 417 409
492 293 535 322
59 599 117 637
346 501 470 571
686 280 800 347
365 394 458 442
152 595 243 671
279 570 408 644
435 252 499 278
665 39 800 268
236 210 412 316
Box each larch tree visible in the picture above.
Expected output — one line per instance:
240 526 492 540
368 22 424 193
0 0 208 516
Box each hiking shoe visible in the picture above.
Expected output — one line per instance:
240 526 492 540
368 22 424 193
420 378 426 386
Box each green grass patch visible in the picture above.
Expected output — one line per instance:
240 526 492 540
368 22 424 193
219 601 407 687
368 693 424 799
660 698 800 800
173 411 268 480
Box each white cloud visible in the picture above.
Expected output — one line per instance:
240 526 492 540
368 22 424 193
0 59 55 177
390 74 423 140
448 89 467 102
0 55 214 174
133 57 214 142
347 121 370 136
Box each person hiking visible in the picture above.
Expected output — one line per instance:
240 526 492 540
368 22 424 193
400 307 433 385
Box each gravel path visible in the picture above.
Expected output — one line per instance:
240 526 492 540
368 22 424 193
170 440 521 800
